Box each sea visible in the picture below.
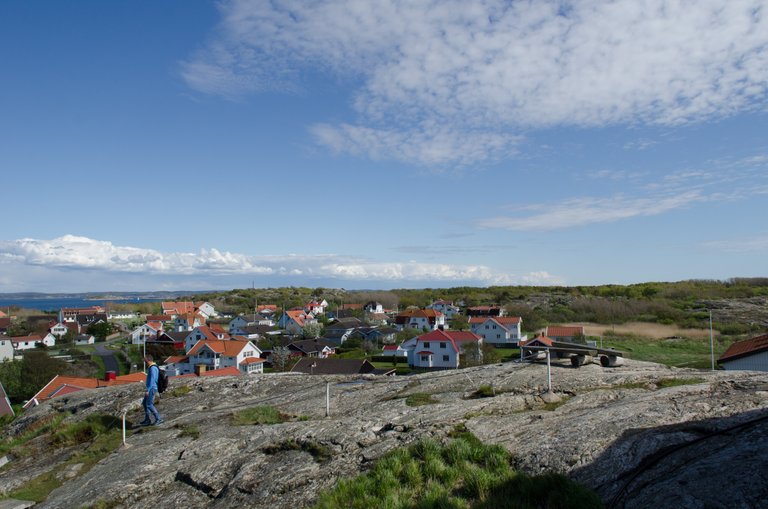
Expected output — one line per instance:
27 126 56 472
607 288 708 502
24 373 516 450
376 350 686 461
0 297 164 313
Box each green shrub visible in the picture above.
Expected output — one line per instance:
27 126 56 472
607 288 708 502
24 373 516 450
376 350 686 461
232 405 288 425
312 435 602 509
405 393 439 407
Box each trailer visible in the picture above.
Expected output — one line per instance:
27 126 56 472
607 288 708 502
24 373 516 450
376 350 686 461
521 336 625 367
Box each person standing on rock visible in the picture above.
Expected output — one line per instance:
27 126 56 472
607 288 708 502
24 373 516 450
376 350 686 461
140 355 163 426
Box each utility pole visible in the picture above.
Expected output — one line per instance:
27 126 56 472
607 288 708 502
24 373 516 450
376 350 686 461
709 309 715 371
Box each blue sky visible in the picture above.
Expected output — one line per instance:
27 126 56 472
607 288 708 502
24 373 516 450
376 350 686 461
1 0 766 293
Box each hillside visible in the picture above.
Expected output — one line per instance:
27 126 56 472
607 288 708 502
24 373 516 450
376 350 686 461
2 358 768 508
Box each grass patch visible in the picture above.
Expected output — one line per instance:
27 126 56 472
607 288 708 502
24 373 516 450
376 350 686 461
0 413 66 457
405 393 439 407
168 385 192 397
232 405 290 426
175 423 200 440
601 334 728 369
5 413 124 503
656 377 705 388
312 434 602 509
542 398 571 412
467 385 497 399
51 414 121 447
263 439 333 463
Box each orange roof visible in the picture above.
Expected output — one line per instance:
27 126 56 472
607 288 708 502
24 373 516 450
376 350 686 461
522 335 554 347
188 339 251 357
0 310 6 318
719 333 768 363
200 366 241 377
165 356 189 364
162 301 196 315
210 323 227 334
240 357 266 365
25 373 146 408
546 326 585 337
146 315 172 321
191 326 226 342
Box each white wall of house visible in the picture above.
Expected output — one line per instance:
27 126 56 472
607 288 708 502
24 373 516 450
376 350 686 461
471 319 524 346
131 324 159 345
0 338 14 361
197 302 216 319
410 339 459 368
720 351 768 372
50 323 69 338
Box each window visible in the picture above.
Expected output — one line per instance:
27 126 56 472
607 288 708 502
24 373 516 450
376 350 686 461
440 342 447 349
421 355 429 362
485 325 489 329
442 355 449 362
423 342 430 348
497 334 501 339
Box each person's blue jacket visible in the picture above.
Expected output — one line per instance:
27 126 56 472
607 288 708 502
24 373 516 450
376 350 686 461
146 363 159 392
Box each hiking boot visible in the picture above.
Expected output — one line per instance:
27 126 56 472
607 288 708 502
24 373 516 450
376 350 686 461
152 418 164 426
138 420 152 426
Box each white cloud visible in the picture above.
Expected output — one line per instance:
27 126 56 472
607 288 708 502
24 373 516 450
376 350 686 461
476 191 702 231
182 0 768 166
0 235 554 288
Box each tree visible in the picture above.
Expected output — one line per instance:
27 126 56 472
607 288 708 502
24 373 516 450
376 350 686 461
460 343 483 367
87 322 114 341
302 323 323 339
270 347 293 372
450 314 469 331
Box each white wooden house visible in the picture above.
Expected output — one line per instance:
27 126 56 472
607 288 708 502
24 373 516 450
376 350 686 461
404 330 483 369
179 339 264 375
470 316 527 346
130 323 161 345
12 333 56 351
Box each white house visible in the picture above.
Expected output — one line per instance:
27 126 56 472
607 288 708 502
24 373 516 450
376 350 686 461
49 321 70 338
305 300 328 315
228 315 252 334
279 310 317 336
12 333 56 351
470 316 527 346
173 313 205 332
184 326 229 353
130 323 161 345
394 309 446 331
364 301 385 314
0 337 14 361
381 344 409 357
718 333 768 371
75 334 96 345
182 339 264 375
405 330 483 369
427 300 461 320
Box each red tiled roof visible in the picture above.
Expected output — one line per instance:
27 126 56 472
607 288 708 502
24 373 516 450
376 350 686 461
416 351 434 355
522 335 554 347
546 326 585 337
718 333 768 363
383 345 399 351
239 357 266 365
470 316 521 325
146 315 172 321
188 339 250 357
25 373 146 409
200 366 241 377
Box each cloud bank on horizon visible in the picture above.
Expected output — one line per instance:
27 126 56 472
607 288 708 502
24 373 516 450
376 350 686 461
181 0 768 167
0 235 562 292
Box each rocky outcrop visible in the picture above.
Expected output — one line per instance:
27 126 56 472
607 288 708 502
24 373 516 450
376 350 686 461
2 359 768 508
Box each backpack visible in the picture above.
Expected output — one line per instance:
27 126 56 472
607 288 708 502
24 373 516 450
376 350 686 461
155 365 169 393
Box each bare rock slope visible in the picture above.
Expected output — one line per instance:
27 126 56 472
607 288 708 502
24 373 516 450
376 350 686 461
4 359 768 508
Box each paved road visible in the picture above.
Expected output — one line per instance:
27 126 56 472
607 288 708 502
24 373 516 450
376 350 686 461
94 342 120 374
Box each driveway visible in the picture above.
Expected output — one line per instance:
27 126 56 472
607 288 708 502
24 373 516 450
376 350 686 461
94 342 120 374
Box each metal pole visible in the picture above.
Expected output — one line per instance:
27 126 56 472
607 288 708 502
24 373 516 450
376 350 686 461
122 410 127 446
546 348 552 392
325 383 330 417
709 310 715 371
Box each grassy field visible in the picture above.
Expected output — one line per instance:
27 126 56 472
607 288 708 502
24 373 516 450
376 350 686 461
601 334 729 369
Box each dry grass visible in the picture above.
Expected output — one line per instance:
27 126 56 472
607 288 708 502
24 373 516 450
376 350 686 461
562 321 717 340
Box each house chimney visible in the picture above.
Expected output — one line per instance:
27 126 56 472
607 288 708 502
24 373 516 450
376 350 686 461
104 371 117 382
195 364 207 376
